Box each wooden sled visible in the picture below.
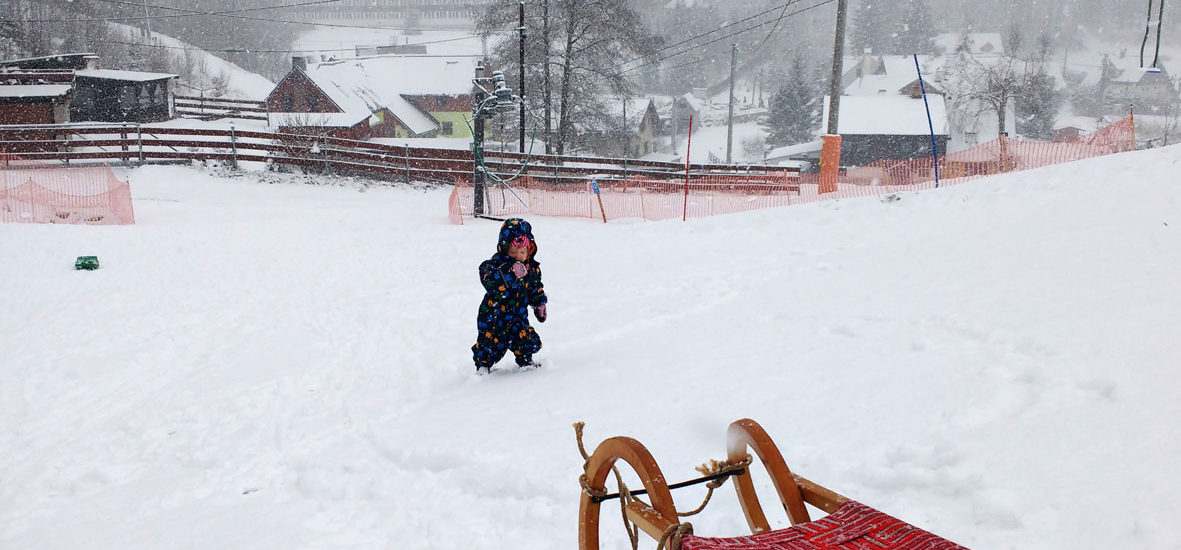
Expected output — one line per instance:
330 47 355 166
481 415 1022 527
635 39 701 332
578 418 966 550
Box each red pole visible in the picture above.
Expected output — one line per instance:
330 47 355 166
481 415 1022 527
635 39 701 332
683 115 693 221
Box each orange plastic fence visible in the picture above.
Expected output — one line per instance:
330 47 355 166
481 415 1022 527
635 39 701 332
452 174 801 223
448 116 1135 224
1 155 135 225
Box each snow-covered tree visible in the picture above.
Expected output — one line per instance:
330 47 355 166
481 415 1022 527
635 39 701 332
1016 65 1060 139
892 0 936 54
766 56 819 146
850 1 890 55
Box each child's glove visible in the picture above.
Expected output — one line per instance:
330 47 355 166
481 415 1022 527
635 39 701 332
511 262 528 278
534 304 547 322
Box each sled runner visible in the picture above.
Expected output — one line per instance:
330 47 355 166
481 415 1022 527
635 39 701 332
577 418 966 550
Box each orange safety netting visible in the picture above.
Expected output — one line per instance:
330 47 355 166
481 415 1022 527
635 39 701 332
447 116 1135 224
1 155 135 225
450 174 801 224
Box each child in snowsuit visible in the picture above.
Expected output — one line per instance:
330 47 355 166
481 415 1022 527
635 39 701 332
472 218 548 374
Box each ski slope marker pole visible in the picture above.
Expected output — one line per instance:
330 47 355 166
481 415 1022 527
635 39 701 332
915 54 940 187
683 115 693 222
591 178 607 223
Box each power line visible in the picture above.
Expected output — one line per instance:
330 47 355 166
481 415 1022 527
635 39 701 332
617 0 807 69
613 0 837 80
748 2 794 56
108 38 483 55
3 0 342 24
8 0 512 34
91 0 497 33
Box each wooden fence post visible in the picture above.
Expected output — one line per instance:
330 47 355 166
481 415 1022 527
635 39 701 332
136 124 144 163
230 124 238 168
120 127 129 163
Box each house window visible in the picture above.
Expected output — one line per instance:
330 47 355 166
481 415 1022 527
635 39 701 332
308 94 319 110
283 94 294 111
441 121 453 135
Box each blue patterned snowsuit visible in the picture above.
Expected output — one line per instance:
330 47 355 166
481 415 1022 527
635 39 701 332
471 218 548 370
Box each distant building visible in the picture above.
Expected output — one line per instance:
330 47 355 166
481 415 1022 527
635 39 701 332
932 33 1006 56
265 55 476 140
72 69 176 123
0 84 72 125
821 95 949 166
0 53 99 71
1 54 176 124
586 98 663 158
1051 126 1085 143
288 0 491 30
1098 55 1176 113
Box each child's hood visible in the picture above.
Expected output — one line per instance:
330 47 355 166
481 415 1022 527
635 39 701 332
496 218 538 259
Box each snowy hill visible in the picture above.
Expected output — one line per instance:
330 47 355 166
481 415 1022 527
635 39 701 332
108 22 275 100
2 146 1180 549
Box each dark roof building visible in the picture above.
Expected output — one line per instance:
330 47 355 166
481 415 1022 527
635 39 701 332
71 69 176 123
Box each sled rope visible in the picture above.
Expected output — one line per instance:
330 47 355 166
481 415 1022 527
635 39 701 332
676 455 752 517
657 522 695 550
576 422 641 550
575 423 752 550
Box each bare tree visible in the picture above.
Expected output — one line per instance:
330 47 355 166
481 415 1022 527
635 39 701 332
937 26 1028 137
478 0 659 155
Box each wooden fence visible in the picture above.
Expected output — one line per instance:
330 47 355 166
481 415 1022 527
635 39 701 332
173 95 268 121
0 123 798 186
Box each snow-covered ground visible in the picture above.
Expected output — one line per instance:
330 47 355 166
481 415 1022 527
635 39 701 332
677 121 768 164
1 145 1180 549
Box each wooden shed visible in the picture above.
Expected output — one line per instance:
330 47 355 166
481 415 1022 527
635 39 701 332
71 69 176 123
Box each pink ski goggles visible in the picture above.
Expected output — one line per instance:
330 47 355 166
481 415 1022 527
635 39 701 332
511 235 531 249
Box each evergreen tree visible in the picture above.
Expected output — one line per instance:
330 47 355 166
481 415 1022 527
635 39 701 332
1017 65 1059 139
893 0 936 54
766 56 819 146
850 1 890 55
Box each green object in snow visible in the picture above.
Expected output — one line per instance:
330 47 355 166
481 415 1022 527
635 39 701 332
75 256 100 270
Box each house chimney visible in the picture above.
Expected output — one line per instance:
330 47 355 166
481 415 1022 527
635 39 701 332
292 56 307 71
84 55 100 70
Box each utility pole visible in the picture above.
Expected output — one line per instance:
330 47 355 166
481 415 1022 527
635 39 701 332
819 0 849 194
474 64 487 216
519 0 526 153
142 0 153 39
622 99 628 157
541 0 552 155
825 0 849 135
726 43 737 164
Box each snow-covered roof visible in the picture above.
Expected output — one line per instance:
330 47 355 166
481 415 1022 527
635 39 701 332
75 69 176 82
678 93 706 112
842 55 943 96
379 95 438 135
1101 54 1170 83
933 33 1006 56
298 55 476 135
308 55 475 96
638 151 680 163
650 95 675 118
821 95 949 136
766 140 823 161
0 84 71 98
268 111 374 128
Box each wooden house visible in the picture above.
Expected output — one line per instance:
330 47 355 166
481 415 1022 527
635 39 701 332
265 55 475 140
